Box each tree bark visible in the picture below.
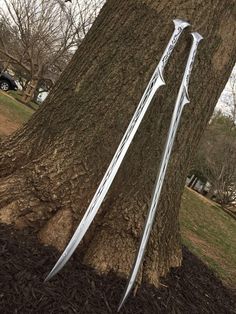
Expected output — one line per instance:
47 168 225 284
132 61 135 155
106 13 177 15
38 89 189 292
0 0 236 286
21 78 39 104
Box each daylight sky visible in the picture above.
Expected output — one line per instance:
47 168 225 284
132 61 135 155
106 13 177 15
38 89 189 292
216 65 236 116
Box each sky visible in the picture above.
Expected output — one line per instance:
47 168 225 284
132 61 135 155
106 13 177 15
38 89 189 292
216 65 236 116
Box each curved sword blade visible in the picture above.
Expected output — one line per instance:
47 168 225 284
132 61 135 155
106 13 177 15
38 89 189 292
45 19 190 282
118 32 203 311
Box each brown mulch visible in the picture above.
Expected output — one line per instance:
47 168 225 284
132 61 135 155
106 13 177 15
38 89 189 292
0 224 235 314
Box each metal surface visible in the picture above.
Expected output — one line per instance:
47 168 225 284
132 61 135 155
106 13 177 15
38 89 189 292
45 19 190 282
118 32 203 312
0 82 9 91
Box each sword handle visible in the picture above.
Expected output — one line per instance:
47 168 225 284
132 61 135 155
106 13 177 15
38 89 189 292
182 32 203 103
158 19 190 81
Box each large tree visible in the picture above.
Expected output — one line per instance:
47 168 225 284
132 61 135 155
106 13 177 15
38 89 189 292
0 0 235 287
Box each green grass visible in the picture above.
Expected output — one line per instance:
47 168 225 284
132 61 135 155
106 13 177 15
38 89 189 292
8 90 39 111
0 91 34 124
180 188 236 286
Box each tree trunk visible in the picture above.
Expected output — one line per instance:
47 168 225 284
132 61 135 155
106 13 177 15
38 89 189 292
21 78 39 104
0 0 235 287
33 88 40 104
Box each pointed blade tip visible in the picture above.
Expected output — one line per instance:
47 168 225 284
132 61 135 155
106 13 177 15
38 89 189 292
44 269 56 282
117 289 130 312
117 300 124 312
44 273 51 283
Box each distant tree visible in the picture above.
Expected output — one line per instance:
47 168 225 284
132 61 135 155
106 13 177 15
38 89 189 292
0 0 103 103
192 112 236 205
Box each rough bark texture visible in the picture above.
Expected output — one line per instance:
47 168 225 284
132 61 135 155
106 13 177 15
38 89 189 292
21 78 39 104
0 0 236 286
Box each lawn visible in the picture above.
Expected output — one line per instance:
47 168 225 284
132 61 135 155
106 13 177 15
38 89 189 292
180 188 236 286
0 91 35 137
0 91 35 122
7 90 39 111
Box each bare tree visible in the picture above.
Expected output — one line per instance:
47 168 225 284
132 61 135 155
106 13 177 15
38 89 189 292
62 0 104 40
193 112 236 206
0 0 103 103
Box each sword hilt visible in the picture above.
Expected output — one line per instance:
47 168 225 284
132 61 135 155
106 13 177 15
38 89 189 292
158 19 190 82
183 32 203 102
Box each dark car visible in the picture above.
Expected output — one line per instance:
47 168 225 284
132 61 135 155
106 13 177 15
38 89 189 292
0 71 18 91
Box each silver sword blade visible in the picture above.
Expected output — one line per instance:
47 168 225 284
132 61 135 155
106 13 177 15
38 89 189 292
118 32 203 311
45 19 190 282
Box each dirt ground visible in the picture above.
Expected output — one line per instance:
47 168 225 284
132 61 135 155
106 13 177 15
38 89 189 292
0 113 20 137
0 223 235 314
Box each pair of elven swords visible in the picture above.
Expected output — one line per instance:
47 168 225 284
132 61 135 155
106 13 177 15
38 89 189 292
45 19 203 310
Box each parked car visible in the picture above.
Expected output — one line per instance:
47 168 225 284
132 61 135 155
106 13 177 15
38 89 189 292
0 71 18 91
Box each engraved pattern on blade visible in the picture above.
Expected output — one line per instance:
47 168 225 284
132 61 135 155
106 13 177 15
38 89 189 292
118 32 203 311
45 19 190 282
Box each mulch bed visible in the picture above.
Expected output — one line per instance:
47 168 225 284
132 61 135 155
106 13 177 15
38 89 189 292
0 224 235 314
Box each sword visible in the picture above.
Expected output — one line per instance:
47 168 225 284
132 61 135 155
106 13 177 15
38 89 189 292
118 32 203 311
45 19 190 282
